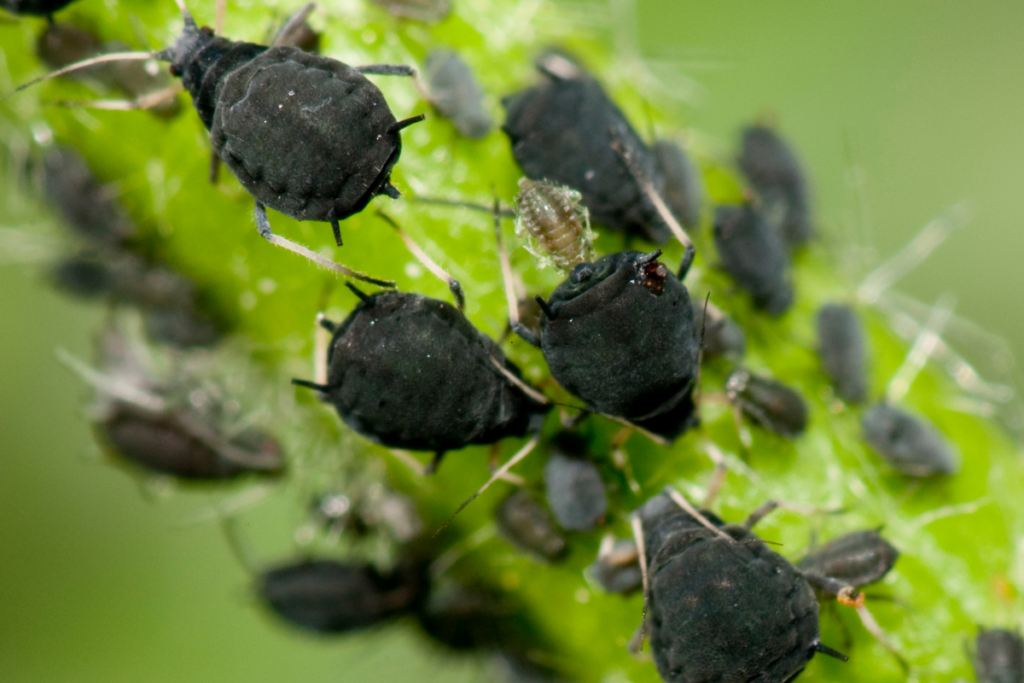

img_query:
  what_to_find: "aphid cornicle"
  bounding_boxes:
[817,302,869,404]
[738,124,812,248]
[495,490,567,562]
[543,432,607,532]
[514,249,700,441]
[726,367,808,438]
[861,402,958,476]
[714,203,794,315]
[636,491,847,683]
[973,627,1024,683]
[156,6,423,249]
[502,59,672,244]
[259,558,426,634]
[422,49,492,139]
[292,287,550,473]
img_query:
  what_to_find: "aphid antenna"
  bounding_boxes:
[610,121,695,277]
[376,210,464,310]
[413,196,516,218]
[663,486,733,542]
[629,513,650,651]
[433,433,542,537]
[54,347,167,413]
[489,357,549,405]
[856,201,974,305]
[6,52,158,100]
[50,83,184,112]
[885,294,956,405]
[253,202,395,287]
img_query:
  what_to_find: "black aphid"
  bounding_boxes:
[636,490,847,683]
[515,178,595,272]
[98,402,283,479]
[259,559,425,633]
[292,288,549,473]
[653,139,703,230]
[1,0,78,19]
[589,535,642,595]
[368,0,450,23]
[973,627,1024,683]
[714,204,793,315]
[697,303,746,361]
[42,145,135,247]
[817,302,869,403]
[726,368,808,438]
[514,249,700,441]
[422,49,492,139]
[502,59,672,244]
[543,432,607,532]
[797,529,899,590]
[738,124,812,248]
[495,490,567,562]
[861,402,958,476]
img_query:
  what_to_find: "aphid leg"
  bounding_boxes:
[610,425,641,493]
[744,499,844,529]
[701,440,729,508]
[489,358,549,405]
[356,64,417,77]
[664,486,733,542]
[485,442,526,485]
[856,201,973,305]
[253,201,395,287]
[886,294,955,404]
[629,513,650,652]
[494,197,542,347]
[328,206,343,246]
[435,434,542,534]
[853,602,910,671]
[7,51,155,98]
[377,211,465,311]
[214,0,226,34]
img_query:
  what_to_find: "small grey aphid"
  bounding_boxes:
[973,627,1024,683]
[816,302,869,403]
[423,49,492,139]
[495,490,567,562]
[726,368,808,438]
[738,124,812,248]
[653,139,704,230]
[368,0,450,23]
[259,559,425,633]
[797,529,899,590]
[861,402,958,476]
[714,204,793,316]
[543,433,607,532]
[515,178,595,272]
[589,535,642,595]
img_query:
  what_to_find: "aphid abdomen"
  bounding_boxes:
[515,179,593,271]
[714,204,793,315]
[797,530,899,588]
[208,47,401,223]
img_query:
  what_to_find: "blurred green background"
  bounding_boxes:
[2,1,1023,681]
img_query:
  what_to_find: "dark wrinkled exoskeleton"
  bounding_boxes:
[158,7,420,245]
[590,535,642,595]
[369,0,450,23]
[739,124,812,248]
[726,368,808,438]
[423,49,492,139]
[974,628,1024,683]
[97,402,283,480]
[817,303,869,403]
[638,492,844,683]
[292,289,549,471]
[259,559,425,633]
[797,529,898,589]
[714,204,793,315]
[516,250,699,441]
[1,0,78,18]
[42,146,135,247]
[495,490,567,561]
[502,61,672,244]
[653,139,703,230]
[543,433,607,532]
[861,402,958,476]
[697,304,746,361]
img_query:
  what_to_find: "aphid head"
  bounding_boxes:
[554,250,666,305]
[155,2,215,76]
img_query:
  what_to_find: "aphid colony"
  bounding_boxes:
[4,0,1009,681]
